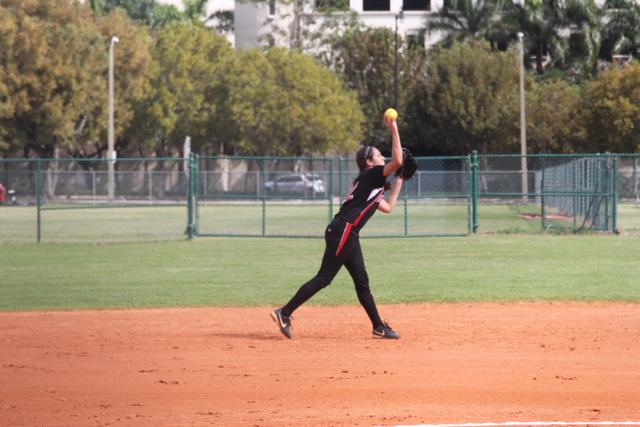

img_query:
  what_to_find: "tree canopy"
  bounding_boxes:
[580,62,640,153]
[410,41,520,154]
[0,0,106,157]
[225,48,364,155]
[2,0,640,158]
[127,21,234,155]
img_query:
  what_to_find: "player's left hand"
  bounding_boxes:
[395,148,417,181]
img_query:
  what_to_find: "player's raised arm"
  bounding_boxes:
[382,109,402,178]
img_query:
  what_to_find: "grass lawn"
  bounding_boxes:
[2,201,637,244]
[1,234,639,311]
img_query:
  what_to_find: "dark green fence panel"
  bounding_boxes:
[194,156,333,238]
[1,153,639,243]
[339,155,471,237]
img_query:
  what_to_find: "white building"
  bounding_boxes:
[235,0,444,49]
[105,0,625,51]
[158,0,442,50]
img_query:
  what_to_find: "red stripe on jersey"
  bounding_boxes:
[335,190,384,257]
[353,191,384,227]
[335,222,353,256]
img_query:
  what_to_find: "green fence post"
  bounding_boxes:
[194,153,200,236]
[603,155,609,230]
[403,197,408,237]
[338,157,344,202]
[328,159,333,222]
[571,161,579,232]
[186,152,195,240]
[612,156,618,232]
[541,155,546,230]
[466,155,472,233]
[261,158,266,237]
[471,151,479,233]
[36,159,42,243]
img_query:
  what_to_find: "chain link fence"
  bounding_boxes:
[476,154,639,234]
[339,156,471,237]
[195,156,333,237]
[1,153,639,243]
[0,157,189,243]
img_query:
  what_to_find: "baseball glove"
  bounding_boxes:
[395,148,418,180]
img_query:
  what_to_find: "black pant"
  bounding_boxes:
[281,220,383,328]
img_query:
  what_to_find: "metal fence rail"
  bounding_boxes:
[1,153,639,243]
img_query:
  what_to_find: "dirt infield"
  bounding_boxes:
[1,303,639,427]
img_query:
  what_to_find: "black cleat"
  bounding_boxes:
[373,321,400,339]
[271,308,293,339]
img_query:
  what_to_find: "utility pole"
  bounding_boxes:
[108,35,119,200]
[394,9,404,108]
[518,32,528,201]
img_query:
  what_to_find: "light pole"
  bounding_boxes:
[394,9,404,109]
[108,35,119,200]
[517,32,528,201]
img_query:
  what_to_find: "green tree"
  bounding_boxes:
[507,0,601,77]
[427,0,500,47]
[579,62,640,153]
[91,0,160,26]
[148,4,185,29]
[599,0,640,60]
[225,47,364,155]
[129,21,234,155]
[90,0,229,31]
[563,0,601,79]
[0,5,11,152]
[526,79,584,153]
[409,41,519,154]
[315,24,424,149]
[0,0,105,157]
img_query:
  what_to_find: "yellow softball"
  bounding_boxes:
[384,108,398,121]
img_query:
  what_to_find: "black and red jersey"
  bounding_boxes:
[333,165,386,233]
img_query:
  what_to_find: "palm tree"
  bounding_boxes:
[506,0,566,74]
[183,0,212,22]
[95,0,159,24]
[562,0,601,78]
[427,0,499,47]
[599,0,640,60]
[505,0,600,76]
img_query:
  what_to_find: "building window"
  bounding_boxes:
[403,0,429,11]
[269,0,276,15]
[316,0,349,11]
[363,0,390,11]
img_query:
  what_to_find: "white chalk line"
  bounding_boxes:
[382,422,640,427]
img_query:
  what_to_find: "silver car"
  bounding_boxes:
[265,173,326,196]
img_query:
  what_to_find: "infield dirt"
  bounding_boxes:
[1,302,639,426]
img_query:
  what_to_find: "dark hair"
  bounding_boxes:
[353,145,390,189]
[355,145,374,173]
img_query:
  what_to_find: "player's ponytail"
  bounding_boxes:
[356,146,373,174]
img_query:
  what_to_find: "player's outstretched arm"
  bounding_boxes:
[382,117,402,178]
[378,176,403,213]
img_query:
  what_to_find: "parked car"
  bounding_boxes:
[265,173,326,196]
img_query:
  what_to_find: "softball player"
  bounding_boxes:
[271,116,404,339]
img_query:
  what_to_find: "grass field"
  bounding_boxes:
[1,201,638,244]
[1,234,639,311]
